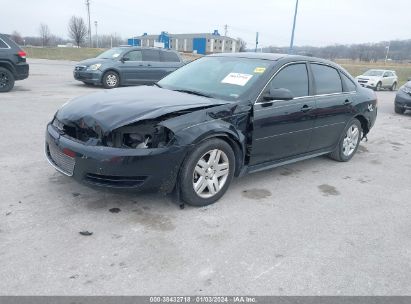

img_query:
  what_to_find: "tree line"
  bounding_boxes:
[262,40,411,62]
[9,16,126,48]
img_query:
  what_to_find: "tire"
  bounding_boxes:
[102,71,120,89]
[0,67,15,93]
[179,138,235,207]
[329,118,362,162]
[390,82,397,91]
[375,82,382,91]
[395,104,405,114]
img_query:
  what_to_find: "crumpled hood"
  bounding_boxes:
[56,86,228,133]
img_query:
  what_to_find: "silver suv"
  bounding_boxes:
[355,69,398,91]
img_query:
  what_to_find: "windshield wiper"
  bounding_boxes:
[153,83,162,88]
[173,89,213,98]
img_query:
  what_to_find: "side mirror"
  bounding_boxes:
[408,77,411,81]
[263,88,294,101]
[383,75,389,78]
[121,57,129,62]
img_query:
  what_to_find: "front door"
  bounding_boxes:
[250,63,316,165]
[118,50,144,85]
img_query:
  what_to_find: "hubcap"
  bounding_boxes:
[106,74,117,87]
[342,124,360,157]
[193,149,229,199]
[0,72,9,88]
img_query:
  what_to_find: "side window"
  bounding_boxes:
[383,72,389,77]
[124,50,142,61]
[311,64,342,95]
[161,51,180,62]
[142,49,160,62]
[0,38,9,48]
[269,63,309,98]
[341,73,357,92]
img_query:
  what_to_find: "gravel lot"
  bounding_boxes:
[1,59,411,295]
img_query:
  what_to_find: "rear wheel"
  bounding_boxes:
[179,138,235,206]
[102,71,119,89]
[0,67,15,93]
[390,82,397,91]
[329,119,362,162]
[395,105,405,114]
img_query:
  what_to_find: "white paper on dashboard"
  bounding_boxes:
[221,73,253,86]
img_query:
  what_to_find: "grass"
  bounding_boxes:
[24,48,411,86]
[24,47,106,61]
[337,60,411,87]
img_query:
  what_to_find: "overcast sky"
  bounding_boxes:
[0,0,409,47]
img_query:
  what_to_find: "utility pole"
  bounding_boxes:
[94,21,98,48]
[385,41,391,64]
[255,32,259,52]
[224,24,228,36]
[289,0,299,54]
[85,0,92,48]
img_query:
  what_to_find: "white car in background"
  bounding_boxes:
[356,69,398,91]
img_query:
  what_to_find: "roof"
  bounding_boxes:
[209,52,288,60]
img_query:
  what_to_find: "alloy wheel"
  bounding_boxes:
[0,72,9,88]
[106,74,118,87]
[192,149,230,198]
[342,124,360,157]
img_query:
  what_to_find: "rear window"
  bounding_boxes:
[142,49,160,62]
[341,73,357,92]
[0,38,9,48]
[312,64,342,95]
[161,51,180,62]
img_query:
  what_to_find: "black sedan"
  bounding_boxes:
[46,53,378,206]
[394,81,411,114]
[73,47,184,88]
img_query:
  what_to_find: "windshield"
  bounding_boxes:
[158,56,272,101]
[96,48,124,59]
[363,70,384,76]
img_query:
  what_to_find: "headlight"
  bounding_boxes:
[87,63,102,71]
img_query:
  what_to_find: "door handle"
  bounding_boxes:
[301,105,313,112]
[344,99,353,105]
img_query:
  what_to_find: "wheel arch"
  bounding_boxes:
[354,114,369,136]
[0,61,16,76]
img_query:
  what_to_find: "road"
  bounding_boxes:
[1,59,410,295]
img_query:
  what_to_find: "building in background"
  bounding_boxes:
[128,30,239,55]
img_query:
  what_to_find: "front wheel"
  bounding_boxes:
[375,82,382,91]
[390,82,397,91]
[395,105,405,114]
[0,67,15,93]
[329,119,362,162]
[102,71,120,89]
[179,138,235,206]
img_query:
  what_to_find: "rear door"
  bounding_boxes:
[141,49,163,83]
[160,50,182,78]
[308,63,354,151]
[250,62,316,165]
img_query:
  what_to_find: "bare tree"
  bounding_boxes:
[237,37,247,52]
[11,31,24,46]
[39,23,51,47]
[68,16,88,47]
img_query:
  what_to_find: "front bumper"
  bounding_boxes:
[45,123,188,193]
[395,91,411,110]
[73,69,102,84]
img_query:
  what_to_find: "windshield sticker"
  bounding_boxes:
[254,67,266,74]
[112,53,120,58]
[221,73,253,86]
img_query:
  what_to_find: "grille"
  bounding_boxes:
[47,142,76,176]
[84,173,147,188]
[74,65,86,71]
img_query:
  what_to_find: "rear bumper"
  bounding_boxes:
[73,70,102,84]
[45,123,188,193]
[15,63,29,80]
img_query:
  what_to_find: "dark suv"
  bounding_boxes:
[0,34,29,92]
[74,47,184,89]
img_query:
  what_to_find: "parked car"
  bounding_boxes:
[46,53,377,206]
[355,69,398,91]
[0,33,29,92]
[394,81,411,114]
[73,47,184,88]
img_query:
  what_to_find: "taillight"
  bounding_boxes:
[17,51,26,59]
